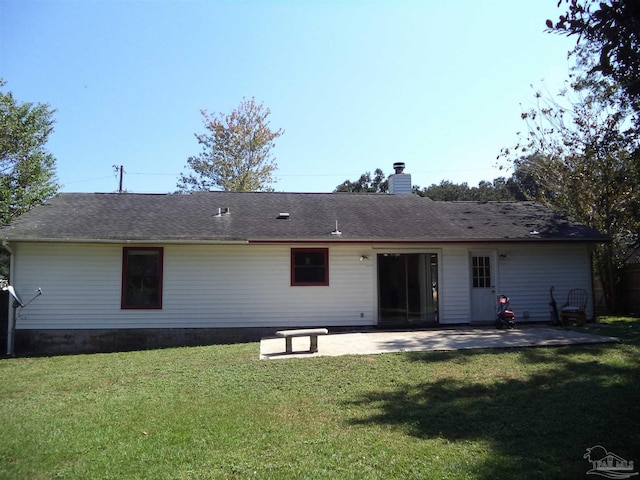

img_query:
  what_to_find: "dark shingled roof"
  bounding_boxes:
[0,192,608,243]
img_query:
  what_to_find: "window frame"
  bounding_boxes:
[121,246,164,309]
[290,248,329,286]
[472,255,491,289]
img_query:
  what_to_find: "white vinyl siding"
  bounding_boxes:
[496,243,593,321]
[9,241,594,330]
[439,246,471,324]
[10,242,375,329]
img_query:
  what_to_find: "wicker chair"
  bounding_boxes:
[560,289,588,326]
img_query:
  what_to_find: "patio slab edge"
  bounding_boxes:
[259,327,621,360]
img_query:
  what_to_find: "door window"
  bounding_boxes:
[472,256,492,288]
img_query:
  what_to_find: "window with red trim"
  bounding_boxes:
[122,247,163,309]
[291,248,329,286]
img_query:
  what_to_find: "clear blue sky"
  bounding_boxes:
[1,0,576,194]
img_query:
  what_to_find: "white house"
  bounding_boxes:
[0,168,607,355]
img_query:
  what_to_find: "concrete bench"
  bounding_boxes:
[275,328,329,354]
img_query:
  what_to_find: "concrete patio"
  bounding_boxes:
[260,325,620,359]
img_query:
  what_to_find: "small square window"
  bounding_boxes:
[122,247,163,309]
[291,248,329,286]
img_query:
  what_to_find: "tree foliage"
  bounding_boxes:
[334,168,522,201]
[547,0,640,122]
[334,168,388,193]
[418,178,522,201]
[0,79,59,228]
[178,98,283,192]
[500,76,640,311]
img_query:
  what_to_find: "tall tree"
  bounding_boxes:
[547,0,640,121]
[178,97,284,192]
[0,79,59,228]
[500,77,640,311]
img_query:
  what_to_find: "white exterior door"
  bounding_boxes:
[470,250,497,322]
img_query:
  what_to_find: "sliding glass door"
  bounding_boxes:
[377,253,438,326]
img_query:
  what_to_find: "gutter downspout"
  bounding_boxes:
[2,239,16,356]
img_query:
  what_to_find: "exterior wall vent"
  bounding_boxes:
[277,212,290,219]
[214,207,231,217]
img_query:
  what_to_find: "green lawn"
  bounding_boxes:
[1,317,638,480]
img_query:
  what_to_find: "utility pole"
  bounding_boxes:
[113,165,124,193]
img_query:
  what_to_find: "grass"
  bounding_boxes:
[0,317,639,479]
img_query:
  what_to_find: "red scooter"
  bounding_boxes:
[495,295,516,329]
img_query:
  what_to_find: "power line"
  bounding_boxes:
[128,172,181,176]
[63,175,115,185]
[60,165,507,189]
